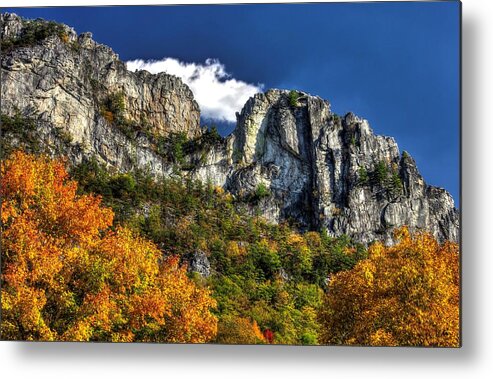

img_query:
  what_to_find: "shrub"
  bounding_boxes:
[215,316,266,344]
[373,160,389,186]
[155,132,189,164]
[245,182,271,204]
[54,127,73,145]
[358,166,369,186]
[1,112,41,155]
[367,160,403,198]
[100,91,145,139]
[288,90,300,107]
[108,173,137,198]
[389,170,403,196]
[1,19,67,52]
[101,91,126,124]
[170,132,188,164]
[249,240,282,280]
[70,41,81,52]
[255,183,270,199]
[202,125,222,145]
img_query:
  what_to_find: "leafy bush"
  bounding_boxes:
[99,91,146,140]
[288,90,300,107]
[202,125,223,145]
[366,160,403,199]
[372,160,389,187]
[215,316,266,344]
[358,166,369,186]
[254,183,270,200]
[242,182,271,204]
[1,19,67,52]
[54,126,73,145]
[170,132,188,164]
[389,170,403,196]
[1,112,40,155]
[109,173,137,198]
[155,132,189,164]
[101,91,126,124]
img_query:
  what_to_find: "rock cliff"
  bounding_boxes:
[223,90,459,244]
[1,13,459,244]
[1,13,200,175]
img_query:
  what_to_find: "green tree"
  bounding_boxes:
[288,90,299,107]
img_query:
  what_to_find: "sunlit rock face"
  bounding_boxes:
[1,13,459,244]
[220,89,458,244]
[1,13,200,176]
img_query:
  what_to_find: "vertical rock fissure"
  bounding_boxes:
[340,125,353,210]
[295,102,317,230]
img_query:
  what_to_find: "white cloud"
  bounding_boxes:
[126,58,263,123]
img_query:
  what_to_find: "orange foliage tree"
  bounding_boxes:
[1,151,217,342]
[215,315,267,344]
[318,227,459,347]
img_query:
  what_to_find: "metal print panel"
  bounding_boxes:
[0,1,461,346]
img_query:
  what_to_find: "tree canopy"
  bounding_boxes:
[318,227,459,347]
[1,151,217,342]
[1,151,459,346]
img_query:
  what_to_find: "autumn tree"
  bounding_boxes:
[1,151,217,342]
[318,227,459,347]
[215,315,267,344]
[69,154,367,345]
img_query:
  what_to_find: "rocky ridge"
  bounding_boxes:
[1,13,459,244]
[224,90,459,244]
[1,13,200,176]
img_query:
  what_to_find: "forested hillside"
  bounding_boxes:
[1,152,459,346]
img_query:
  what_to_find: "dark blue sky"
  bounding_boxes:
[5,2,460,203]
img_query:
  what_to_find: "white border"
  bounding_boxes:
[1,0,493,378]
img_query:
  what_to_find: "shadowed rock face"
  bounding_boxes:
[1,14,459,244]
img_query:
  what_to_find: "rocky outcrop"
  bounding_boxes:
[222,90,459,244]
[186,251,212,278]
[1,13,459,244]
[1,13,200,175]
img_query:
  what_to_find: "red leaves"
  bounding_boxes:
[263,329,274,344]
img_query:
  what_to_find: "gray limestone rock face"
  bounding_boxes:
[187,251,211,278]
[224,89,459,244]
[1,13,200,175]
[1,13,459,245]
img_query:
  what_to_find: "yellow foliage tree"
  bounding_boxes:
[318,227,459,347]
[215,315,267,344]
[1,151,217,342]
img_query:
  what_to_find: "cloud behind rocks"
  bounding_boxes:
[126,58,263,123]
